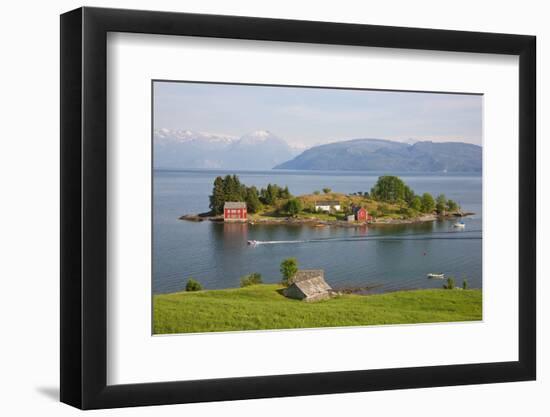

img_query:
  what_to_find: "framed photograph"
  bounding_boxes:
[60,7,536,409]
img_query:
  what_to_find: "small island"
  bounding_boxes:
[180,174,473,227]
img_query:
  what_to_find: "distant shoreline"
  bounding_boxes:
[155,167,483,177]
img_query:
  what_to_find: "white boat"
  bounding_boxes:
[247,240,258,246]
[427,273,445,279]
[453,221,466,229]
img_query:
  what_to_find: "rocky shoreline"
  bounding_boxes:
[179,211,474,227]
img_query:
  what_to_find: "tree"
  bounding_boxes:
[285,198,302,216]
[370,176,412,203]
[209,176,226,215]
[223,174,244,202]
[403,185,415,205]
[446,199,459,212]
[222,174,234,201]
[259,187,268,204]
[322,188,331,194]
[410,195,422,211]
[435,194,447,215]
[421,192,435,213]
[462,278,469,290]
[245,186,261,213]
[280,258,298,286]
[313,190,320,195]
[443,277,455,290]
[240,272,263,287]
[280,186,291,199]
[260,183,279,205]
[185,278,202,291]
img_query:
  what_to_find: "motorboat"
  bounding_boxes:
[452,221,466,229]
[427,273,445,279]
[247,240,258,246]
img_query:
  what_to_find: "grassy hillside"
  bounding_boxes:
[153,284,482,334]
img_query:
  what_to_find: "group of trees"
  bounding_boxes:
[370,176,459,215]
[209,175,259,215]
[259,183,291,205]
[370,175,415,204]
[209,175,292,215]
[442,277,469,290]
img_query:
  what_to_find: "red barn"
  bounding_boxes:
[223,202,247,222]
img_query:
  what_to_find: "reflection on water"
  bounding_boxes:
[153,170,482,294]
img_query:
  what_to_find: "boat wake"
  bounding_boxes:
[248,230,482,246]
[251,240,307,245]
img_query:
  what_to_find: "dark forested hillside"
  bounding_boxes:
[274,139,481,172]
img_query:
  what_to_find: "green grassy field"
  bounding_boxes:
[153,284,482,334]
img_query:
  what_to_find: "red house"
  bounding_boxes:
[224,202,247,222]
[353,206,372,222]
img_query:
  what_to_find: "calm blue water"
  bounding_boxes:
[153,169,482,294]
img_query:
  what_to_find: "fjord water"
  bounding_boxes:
[153,170,482,294]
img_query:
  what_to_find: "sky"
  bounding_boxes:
[153,81,483,148]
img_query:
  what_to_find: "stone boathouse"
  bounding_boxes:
[283,270,332,302]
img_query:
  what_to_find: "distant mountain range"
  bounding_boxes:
[154,130,481,173]
[153,129,298,170]
[274,138,482,173]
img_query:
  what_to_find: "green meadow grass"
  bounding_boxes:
[153,284,482,334]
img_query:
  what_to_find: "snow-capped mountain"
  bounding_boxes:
[154,128,237,145]
[400,138,419,145]
[236,130,281,145]
[153,129,297,170]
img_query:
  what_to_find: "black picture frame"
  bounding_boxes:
[60,6,536,410]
